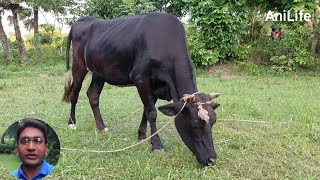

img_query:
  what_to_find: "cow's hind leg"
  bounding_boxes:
[87,74,108,131]
[68,65,88,129]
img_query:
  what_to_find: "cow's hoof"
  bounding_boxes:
[100,127,109,133]
[152,148,165,153]
[137,133,146,141]
[67,124,77,130]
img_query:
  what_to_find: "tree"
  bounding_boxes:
[82,0,187,20]
[1,0,28,64]
[84,0,157,19]
[0,11,13,60]
[185,0,248,61]
[11,5,27,64]
[150,0,187,17]
[31,0,71,34]
[311,0,320,56]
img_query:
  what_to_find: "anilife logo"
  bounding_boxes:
[265,10,312,22]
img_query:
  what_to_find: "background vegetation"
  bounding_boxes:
[0,0,320,72]
[0,61,319,179]
[0,0,319,179]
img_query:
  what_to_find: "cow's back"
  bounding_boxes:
[83,16,145,84]
[82,13,187,65]
[71,16,98,44]
[137,13,188,62]
[70,13,192,88]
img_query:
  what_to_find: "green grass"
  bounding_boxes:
[0,63,319,179]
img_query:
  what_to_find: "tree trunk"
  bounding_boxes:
[34,8,39,35]
[311,1,320,56]
[311,31,319,55]
[0,133,4,144]
[11,8,28,64]
[0,14,13,60]
[33,7,41,51]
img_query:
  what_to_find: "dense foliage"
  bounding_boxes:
[186,1,247,61]
[0,0,319,72]
[85,0,156,19]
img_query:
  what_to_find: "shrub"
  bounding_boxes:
[187,24,219,68]
[235,43,253,61]
[270,50,313,71]
[26,24,67,49]
[239,24,314,72]
[186,0,247,67]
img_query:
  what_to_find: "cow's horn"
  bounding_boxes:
[209,93,221,100]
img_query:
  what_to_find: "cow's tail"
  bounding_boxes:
[62,29,73,102]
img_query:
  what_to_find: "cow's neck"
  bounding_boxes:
[171,61,198,102]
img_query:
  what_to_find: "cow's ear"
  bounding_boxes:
[211,103,220,110]
[158,101,184,116]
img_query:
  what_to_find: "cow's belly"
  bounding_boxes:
[89,66,133,86]
[85,46,135,86]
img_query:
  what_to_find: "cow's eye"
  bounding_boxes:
[192,118,206,128]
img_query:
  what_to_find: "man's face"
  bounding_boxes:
[16,127,48,167]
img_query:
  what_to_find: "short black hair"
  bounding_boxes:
[16,118,48,145]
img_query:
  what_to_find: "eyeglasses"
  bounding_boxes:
[18,137,45,145]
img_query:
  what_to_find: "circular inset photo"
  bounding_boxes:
[0,118,60,179]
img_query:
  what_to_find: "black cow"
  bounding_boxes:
[63,12,220,166]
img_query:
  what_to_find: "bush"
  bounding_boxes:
[26,24,67,49]
[186,0,247,62]
[187,24,219,68]
[235,43,253,61]
[238,24,314,72]
[270,50,313,71]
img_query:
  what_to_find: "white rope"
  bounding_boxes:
[219,117,293,124]
[61,92,226,154]
[61,101,188,153]
[61,138,231,153]
[61,92,292,154]
[61,121,172,153]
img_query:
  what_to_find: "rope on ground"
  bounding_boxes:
[61,120,172,153]
[61,138,232,153]
[60,116,292,153]
[219,117,293,124]
[61,101,188,153]
[61,93,293,154]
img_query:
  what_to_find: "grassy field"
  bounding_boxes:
[0,62,319,179]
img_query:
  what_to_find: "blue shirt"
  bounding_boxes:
[11,160,55,180]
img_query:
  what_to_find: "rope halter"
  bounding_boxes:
[180,92,221,123]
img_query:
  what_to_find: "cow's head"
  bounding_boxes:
[158,92,220,166]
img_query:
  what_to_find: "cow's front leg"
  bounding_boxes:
[145,106,164,151]
[138,95,157,140]
[136,82,163,150]
[137,111,147,140]
[87,75,108,131]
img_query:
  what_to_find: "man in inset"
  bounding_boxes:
[11,119,55,180]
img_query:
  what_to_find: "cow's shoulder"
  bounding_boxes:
[76,16,98,23]
[144,12,180,23]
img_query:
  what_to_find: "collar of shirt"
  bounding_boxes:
[11,160,55,180]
